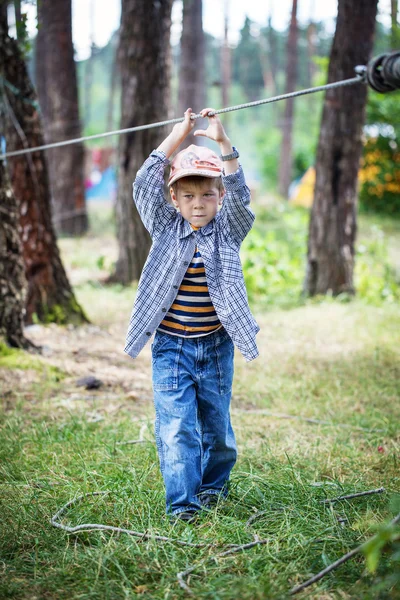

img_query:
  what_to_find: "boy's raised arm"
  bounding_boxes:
[134,109,196,238]
[194,108,254,244]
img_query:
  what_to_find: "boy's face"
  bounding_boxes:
[170,179,225,228]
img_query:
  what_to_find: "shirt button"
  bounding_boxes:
[146,332,151,336]
[183,261,189,266]
[173,285,178,289]
[162,308,167,313]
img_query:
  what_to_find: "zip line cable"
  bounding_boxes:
[1,51,399,162]
[0,72,367,161]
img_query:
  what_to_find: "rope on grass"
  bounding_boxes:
[50,485,394,594]
[50,491,205,547]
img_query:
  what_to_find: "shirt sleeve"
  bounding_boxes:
[133,149,176,238]
[219,164,255,245]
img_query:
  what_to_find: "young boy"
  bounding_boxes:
[124,107,259,521]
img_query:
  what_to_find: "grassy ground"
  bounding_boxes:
[1,203,399,599]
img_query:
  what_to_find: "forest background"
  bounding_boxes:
[1,1,400,598]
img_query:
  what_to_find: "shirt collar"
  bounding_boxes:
[178,218,214,238]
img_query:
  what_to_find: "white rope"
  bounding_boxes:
[0,72,366,161]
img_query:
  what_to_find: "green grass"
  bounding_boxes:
[1,207,399,599]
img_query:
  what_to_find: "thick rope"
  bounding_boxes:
[0,72,366,161]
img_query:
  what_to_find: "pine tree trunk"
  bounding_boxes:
[178,0,206,148]
[304,0,379,296]
[306,21,317,86]
[0,150,32,348]
[0,22,88,325]
[111,0,173,284]
[221,1,232,115]
[278,0,298,198]
[107,32,119,132]
[36,0,88,236]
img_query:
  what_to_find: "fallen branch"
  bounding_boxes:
[177,539,269,595]
[290,512,400,595]
[322,487,386,504]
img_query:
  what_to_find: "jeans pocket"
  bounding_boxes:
[153,368,178,391]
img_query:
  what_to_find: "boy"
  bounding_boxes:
[124,107,259,521]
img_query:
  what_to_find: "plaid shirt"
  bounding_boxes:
[124,149,260,361]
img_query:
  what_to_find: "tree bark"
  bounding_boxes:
[0,151,32,348]
[221,0,231,113]
[306,20,317,86]
[178,0,206,148]
[106,32,119,133]
[0,19,88,325]
[304,0,379,296]
[278,0,298,198]
[36,0,88,236]
[112,0,173,284]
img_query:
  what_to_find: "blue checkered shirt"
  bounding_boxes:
[124,149,260,361]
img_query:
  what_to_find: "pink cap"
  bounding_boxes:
[168,144,222,187]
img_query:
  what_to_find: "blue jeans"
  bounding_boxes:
[151,328,237,516]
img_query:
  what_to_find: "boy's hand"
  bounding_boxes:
[157,108,196,157]
[193,108,230,144]
[172,107,196,142]
[194,107,238,175]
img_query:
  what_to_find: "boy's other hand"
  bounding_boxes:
[172,108,196,141]
[194,108,230,145]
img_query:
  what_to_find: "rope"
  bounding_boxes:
[0,71,366,161]
[2,50,399,162]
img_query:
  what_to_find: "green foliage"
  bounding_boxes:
[241,205,308,308]
[356,225,400,304]
[362,495,400,592]
[359,91,400,217]
[241,204,400,310]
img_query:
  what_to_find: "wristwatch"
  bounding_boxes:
[220,147,240,161]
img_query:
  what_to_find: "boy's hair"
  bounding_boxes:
[171,175,224,195]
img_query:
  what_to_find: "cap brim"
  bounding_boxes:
[168,169,222,187]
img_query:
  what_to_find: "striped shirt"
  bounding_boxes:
[158,245,222,337]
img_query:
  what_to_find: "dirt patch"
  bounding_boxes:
[0,322,154,418]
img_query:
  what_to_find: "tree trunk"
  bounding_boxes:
[178,0,205,148]
[0,20,88,325]
[0,2,7,31]
[111,0,173,284]
[221,0,231,116]
[84,0,95,127]
[0,151,32,348]
[278,0,298,198]
[36,0,88,236]
[107,32,119,132]
[306,20,317,86]
[304,0,378,296]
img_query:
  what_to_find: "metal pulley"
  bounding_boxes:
[367,51,400,93]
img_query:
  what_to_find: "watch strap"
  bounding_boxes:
[220,146,240,162]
